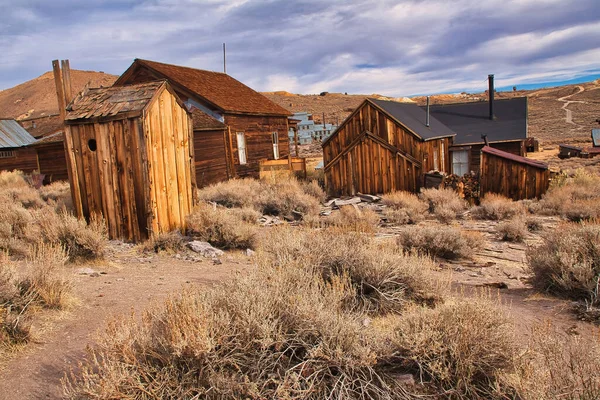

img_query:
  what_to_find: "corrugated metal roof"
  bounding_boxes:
[592,129,600,147]
[0,119,38,148]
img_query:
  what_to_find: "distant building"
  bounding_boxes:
[288,112,337,144]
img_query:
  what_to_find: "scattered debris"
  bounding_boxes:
[245,249,256,257]
[188,241,224,258]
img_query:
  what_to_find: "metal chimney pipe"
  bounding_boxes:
[426,96,430,127]
[488,74,494,120]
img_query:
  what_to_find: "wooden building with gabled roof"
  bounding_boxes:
[322,98,455,196]
[63,80,196,242]
[114,59,293,184]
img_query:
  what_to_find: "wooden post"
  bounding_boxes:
[52,60,66,122]
[61,60,74,105]
[294,127,299,157]
[226,126,237,178]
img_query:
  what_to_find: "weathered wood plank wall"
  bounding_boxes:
[0,148,38,174]
[480,151,549,200]
[225,115,290,178]
[193,128,229,187]
[36,142,69,182]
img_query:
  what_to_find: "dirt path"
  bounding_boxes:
[0,243,252,400]
[557,85,586,127]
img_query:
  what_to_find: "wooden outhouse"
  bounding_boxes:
[322,98,455,196]
[480,146,549,200]
[63,81,196,242]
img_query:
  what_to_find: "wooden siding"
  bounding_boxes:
[0,147,38,174]
[144,88,195,235]
[36,142,69,183]
[323,101,450,196]
[193,128,229,187]
[225,114,290,178]
[480,151,549,200]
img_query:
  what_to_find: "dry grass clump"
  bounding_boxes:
[420,187,467,223]
[64,266,396,399]
[473,193,525,220]
[39,180,73,211]
[197,178,262,208]
[511,323,600,399]
[396,225,483,259]
[1,245,72,347]
[538,169,600,221]
[378,296,517,398]
[260,227,445,314]
[0,171,105,260]
[302,179,326,202]
[382,191,427,224]
[186,203,257,249]
[311,205,379,233]
[197,177,321,218]
[528,221,600,307]
[141,231,186,254]
[496,217,528,242]
[39,211,107,261]
[258,179,321,217]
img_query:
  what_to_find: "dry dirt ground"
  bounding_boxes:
[0,243,252,400]
[1,212,598,399]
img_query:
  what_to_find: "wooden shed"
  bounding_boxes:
[480,146,549,200]
[322,98,455,196]
[0,119,39,174]
[63,81,196,242]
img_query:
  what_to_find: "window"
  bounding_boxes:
[0,150,15,159]
[236,132,247,165]
[452,150,469,176]
[272,131,279,160]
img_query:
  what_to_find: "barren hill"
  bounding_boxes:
[264,80,600,146]
[0,70,117,120]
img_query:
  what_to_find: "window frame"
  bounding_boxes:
[236,132,247,165]
[451,149,470,177]
[0,150,15,159]
[272,131,279,160]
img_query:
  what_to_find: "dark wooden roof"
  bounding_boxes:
[190,107,226,131]
[115,59,291,116]
[425,97,528,145]
[482,145,548,170]
[370,98,456,141]
[65,81,170,122]
[19,115,63,139]
[29,131,64,146]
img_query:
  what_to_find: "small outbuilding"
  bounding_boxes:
[0,119,39,174]
[63,81,196,242]
[480,145,549,200]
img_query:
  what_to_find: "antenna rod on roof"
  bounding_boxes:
[223,43,227,74]
[426,96,430,127]
[488,74,495,120]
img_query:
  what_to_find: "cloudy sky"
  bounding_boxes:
[1,0,600,96]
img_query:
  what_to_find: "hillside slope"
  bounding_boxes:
[0,70,117,120]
